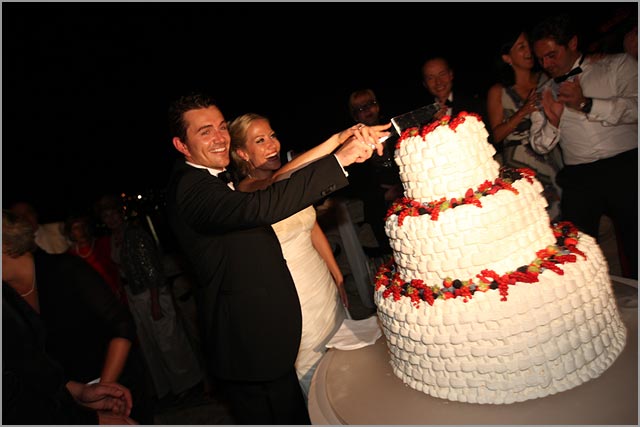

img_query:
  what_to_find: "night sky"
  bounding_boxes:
[2,2,634,221]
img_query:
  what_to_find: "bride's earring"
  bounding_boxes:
[239,153,255,178]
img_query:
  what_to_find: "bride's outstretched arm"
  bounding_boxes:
[272,123,391,182]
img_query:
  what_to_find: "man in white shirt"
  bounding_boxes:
[9,201,70,254]
[529,14,638,279]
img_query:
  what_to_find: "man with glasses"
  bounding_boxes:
[349,88,381,126]
[343,89,401,259]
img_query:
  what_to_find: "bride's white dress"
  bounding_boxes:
[272,205,346,397]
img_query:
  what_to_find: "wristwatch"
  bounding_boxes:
[579,97,593,114]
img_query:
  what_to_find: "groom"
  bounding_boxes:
[165,92,388,424]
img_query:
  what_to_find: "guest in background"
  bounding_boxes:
[229,112,348,398]
[65,214,128,306]
[345,89,401,257]
[165,92,388,424]
[349,88,382,128]
[2,209,137,425]
[9,201,70,254]
[421,56,486,122]
[530,14,638,279]
[486,28,563,220]
[95,194,204,402]
[348,88,402,204]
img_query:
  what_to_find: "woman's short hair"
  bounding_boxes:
[2,209,38,257]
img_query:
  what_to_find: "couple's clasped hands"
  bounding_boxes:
[335,122,392,167]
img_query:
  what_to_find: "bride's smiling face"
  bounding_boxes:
[240,119,282,173]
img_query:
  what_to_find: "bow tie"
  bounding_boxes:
[553,66,582,83]
[217,170,232,184]
[553,55,585,84]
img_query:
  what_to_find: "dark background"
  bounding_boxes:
[3,2,635,222]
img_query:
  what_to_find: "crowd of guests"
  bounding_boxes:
[4,197,204,424]
[3,11,636,425]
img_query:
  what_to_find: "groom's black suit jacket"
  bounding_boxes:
[166,155,349,382]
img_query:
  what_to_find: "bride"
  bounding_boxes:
[229,114,386,397]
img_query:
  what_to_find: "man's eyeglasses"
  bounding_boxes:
[353,100,378,113]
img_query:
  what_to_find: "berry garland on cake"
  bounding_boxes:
[378,112,587,308]
[394,111,482,150]
[375,221,585,307]
[385,167,536,224]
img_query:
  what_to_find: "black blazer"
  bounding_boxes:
[2,283,98,425]
[34,250,137,383]
[166,155,349,382]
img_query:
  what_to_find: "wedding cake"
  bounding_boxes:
[374,112,627,404]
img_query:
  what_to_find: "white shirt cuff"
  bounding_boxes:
[333,154,349,177]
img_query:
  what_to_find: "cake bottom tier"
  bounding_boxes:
[375,234,627,404]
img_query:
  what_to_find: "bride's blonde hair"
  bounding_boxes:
[228,113,269,179]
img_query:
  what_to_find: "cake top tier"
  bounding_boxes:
[394,112,500,203]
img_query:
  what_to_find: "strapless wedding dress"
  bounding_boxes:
[272,205,346,397]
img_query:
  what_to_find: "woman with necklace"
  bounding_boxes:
[3,233,40,309]
[2,209,138,424]
[65,215,128,307]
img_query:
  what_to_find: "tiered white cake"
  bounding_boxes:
[374,112,627,404]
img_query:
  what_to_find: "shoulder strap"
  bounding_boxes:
[504,85,523,107]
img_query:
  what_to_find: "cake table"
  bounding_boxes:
[308,278,637,425]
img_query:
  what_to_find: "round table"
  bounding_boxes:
[309,279,637,425]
